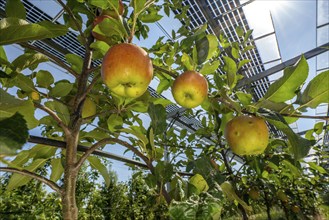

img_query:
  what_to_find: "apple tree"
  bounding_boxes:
[0,0,328,219]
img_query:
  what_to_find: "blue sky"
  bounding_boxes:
[2,0,328,182]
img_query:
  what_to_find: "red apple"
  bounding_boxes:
[101,43,153,98]
[171,71,208,108]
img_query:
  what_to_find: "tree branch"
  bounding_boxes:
[34,102,70,135]
[75,138,115,170]
[19,42,79,78]
[0,167,62,194]
[153,64,178,78]
[80,74,101,102]
[280,113,329,120]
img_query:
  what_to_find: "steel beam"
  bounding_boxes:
[237,42,329,88]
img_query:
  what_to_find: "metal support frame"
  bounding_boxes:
[237,42,329,88]
[29,135,193,176]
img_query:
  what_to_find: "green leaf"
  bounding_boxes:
[88,156,111,187]
[265,113,314,160]
[120,127,148,147]
[181,53,195,70]
[29,144,57,159]
[257,100,297,124]
[7,158,48,191]
[156,79,171,94]
[12,52,48,71]
[107,114,123,132]
[90,41,110,57]
[282,160,301,178]
[88,0,112,9]
[236,26,244,37]
[314,122,324,135]
[263,55,309,102]
[308,162,327,174]
[5,0,26,19]
[49,80,73,97]
[36,70,54,88]
[243,30,253,43]
[148,103,167,135]
[189,174,209,194]
[65,53,83,73]
[0,18,68,45]
[10,150,30,167]
[45,101,70,125]
[196,34,219,65]
[50,158,64,182]
[92,15,128,43]
[132,0,148,15]
[300,70,329,108]
[140,7,163,23]
[0,113,28,156]
[154,161,174,183]
[220,181,252,212]
[0,46,9,64]
[222,56,237,89]
[15,74,35,92]
[199,60,220,75]
[0,88,38,128]
[236,91,252,106]
[169,199,198,220]
[242,45,255,54]
[238,59,250,70]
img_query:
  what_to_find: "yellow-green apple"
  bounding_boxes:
[291,205,300,213]
[30,91,40,101]
[101,0,125,19]
[277,190,289,203]
[82,97,97,118]
[172,71,208,108]
[248,188,260,200]
[92,15,112,41]
[101,43,153,98]
[224,115,269,156]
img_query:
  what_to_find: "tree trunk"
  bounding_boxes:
[282,204,290,220]
[62,167,78,219]
[238,204,248,220]
[62,134,79,220]
[60,32,94,219]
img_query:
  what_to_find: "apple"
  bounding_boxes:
[291,205,300,213]
[171,71,208,108]
[277,190,289,203]
[102,0,125,19]
[30,91,40,101]
[82,97,97,118]
[101,43,153,98]
[248,188,260,200]
[92,15,112,42]
[224,115,269,156]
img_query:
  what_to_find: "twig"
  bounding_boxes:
[153,64,178,78]
[280,113,329,120]
[0,167,62,194]
[38,91,71,107]
[80,74,101,102]
[75,138,115,170]
[34,102,70,135]
[56,0,86,45]
[19,42,79,78]
[81,109,118,123]
[86,66,101,74]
